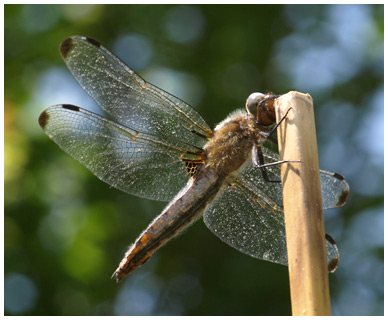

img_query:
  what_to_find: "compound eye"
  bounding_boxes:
[245,92,265,116]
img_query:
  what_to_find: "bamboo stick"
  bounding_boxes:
[275,92,331,316]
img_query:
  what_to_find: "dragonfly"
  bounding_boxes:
[39,36,350,282]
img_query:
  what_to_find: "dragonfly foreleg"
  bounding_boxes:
[259,107,293,140]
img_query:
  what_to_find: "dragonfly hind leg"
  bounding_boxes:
[252,144,300,183]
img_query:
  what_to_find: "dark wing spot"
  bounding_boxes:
[328,257,340,273]
[325,233,336,246]
[85,36,101,48]
[333,172,345,180]
[336,189,350,207]
[62,104,80,112]
[38,111,49,129]
[60,37,74,59]
[325,233,340,272]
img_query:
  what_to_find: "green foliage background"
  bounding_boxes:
[5,4,383,316]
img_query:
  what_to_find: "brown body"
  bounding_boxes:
[204,111,267,175]
[39,37,348,283]
[112,108,273,281]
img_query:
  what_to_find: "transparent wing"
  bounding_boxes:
[39,105,204,201]
[255,147,350,210]
[204,173,289,266]
[59,36,212,147]
[203,147,348,270]
[319,169,350,208]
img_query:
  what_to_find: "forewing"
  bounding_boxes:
[203,149,342,270]
[39,105,203,201]
[59,36,212,147]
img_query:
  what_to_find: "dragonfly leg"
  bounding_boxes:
[252,144,300,183]
[259,107,293,141]
[253,107,299,182]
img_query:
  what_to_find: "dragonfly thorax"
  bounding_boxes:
[203,111,256,176]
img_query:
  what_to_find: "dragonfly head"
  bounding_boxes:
[245,92,279,127]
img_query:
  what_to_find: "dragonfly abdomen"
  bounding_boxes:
[112,166,225,282]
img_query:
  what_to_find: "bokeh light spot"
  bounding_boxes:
[164,5,206,44]
[114,34,153,70]
[5,273,38,314]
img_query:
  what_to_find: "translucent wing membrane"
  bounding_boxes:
[60,36,212,147]
[40,36,349,272]
[256,148,350,210]
[319,170,350,208]
[204,174,289,266]
[39,105,204,201]
[203,148,347,270]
